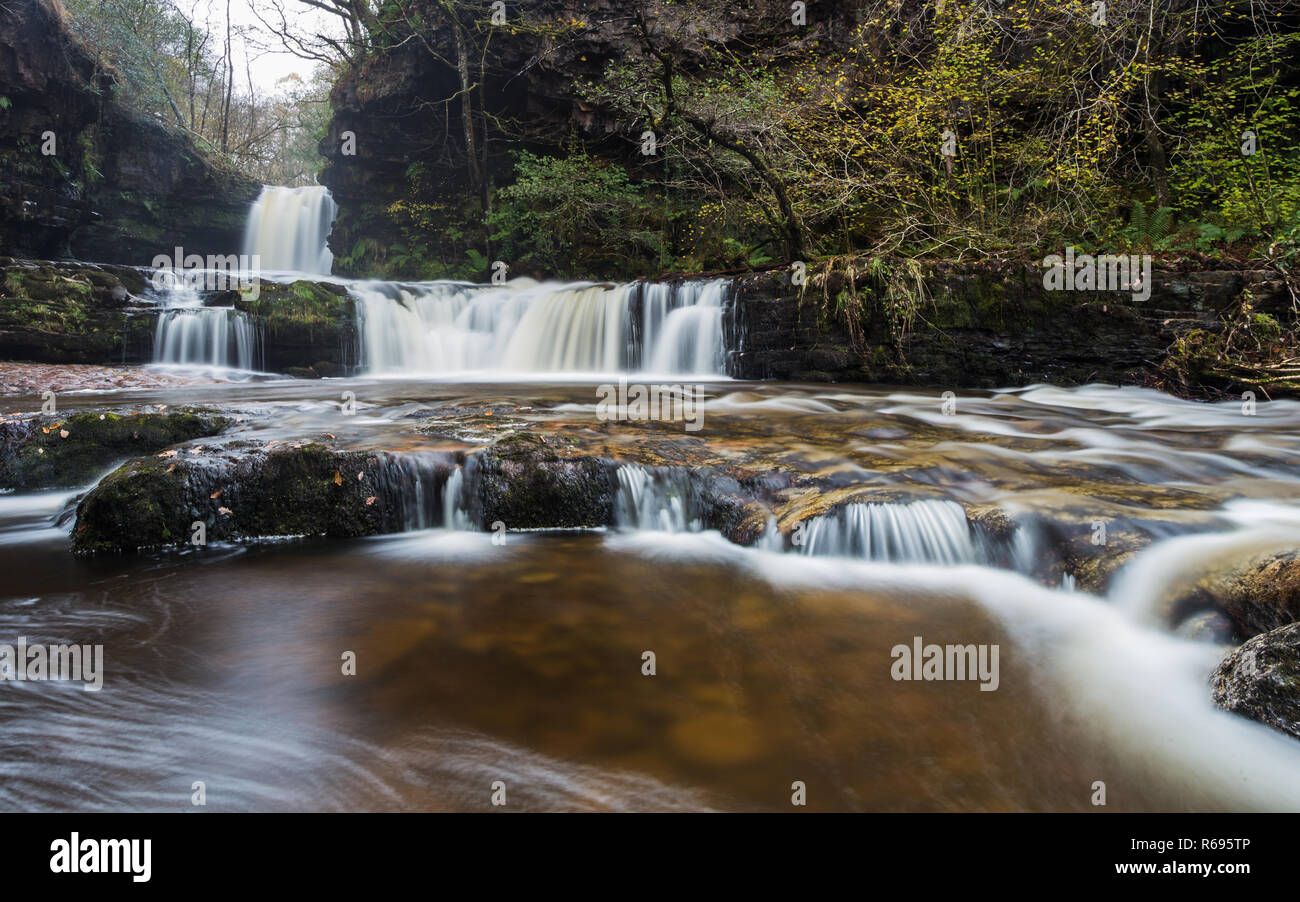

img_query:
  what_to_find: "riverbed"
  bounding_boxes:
[2,375,1299,811]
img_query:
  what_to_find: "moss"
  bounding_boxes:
[71,456,191,555]
[71,441,387,554]
[478,433,617,528]
[236,280,354,335]
[0,409,231,490]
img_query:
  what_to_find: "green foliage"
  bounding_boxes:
[1168,33,1300,235]
[488,150,664,277]
[1123,201,1176,251]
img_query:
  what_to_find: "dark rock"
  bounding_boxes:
[0,409,231,490]
[1204,551,1300,637]
[234,280,357,374]
[0,257,156,363]
[473,432,617,529]
[71,442,395,554]
[0,0,258,263]
[1212,622,1300,741]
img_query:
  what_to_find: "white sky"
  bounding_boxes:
[185,0,337,95]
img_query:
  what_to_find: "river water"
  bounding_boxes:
[3,378,1300,811]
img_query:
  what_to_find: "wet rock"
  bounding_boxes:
[1212,622,1300,741]
[71,442,398,554]
[0,0,258,261]
[234,280,356,374]
[0,258,156,363]
[473,432,617,529]
[1205,551,1300,637]
[1176,610,1236,643]
[0,409,230,490]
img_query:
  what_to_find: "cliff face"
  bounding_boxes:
[319,0,855,277]
[0,0,259,264]
[727,265,1292,392]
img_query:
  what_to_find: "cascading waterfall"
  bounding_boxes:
[353,278,731,376]
[151,275,260,371]
[615,466,699,533]
[242,185,337,274]
[795,500,980,565]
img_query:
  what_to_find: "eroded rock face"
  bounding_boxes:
[0,257,155,363]
[0,408,230,490]
[1206,551,1300,637]
[0,0,258,263]
[233,280,357,375]
[1212,622,1300,741]
[71,442,399,554]
[728,265,1290,391]
[472,432,618,529]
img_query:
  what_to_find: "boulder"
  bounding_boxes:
[1212,622,1300,741]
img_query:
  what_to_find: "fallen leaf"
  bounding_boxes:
[157,449,178,458]
[217,506,232,516]
[365,496,376,505]
[37,447,44,455]
[333,470,343,486]
[324,432,335,439]
[59,429,69,439]
[357,471,364,481]
[41,426,49,434]
[210,489,223,499]
[167,463,176,473]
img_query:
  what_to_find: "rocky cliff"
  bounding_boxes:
[727,264,1293,392]
[318,0,852,278]
[0,0,259,264]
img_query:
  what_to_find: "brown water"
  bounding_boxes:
[3,377,1300,811]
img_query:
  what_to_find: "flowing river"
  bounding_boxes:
[3,186,1298,811]
[3,376,1300,811]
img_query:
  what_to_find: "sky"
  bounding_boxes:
[186,0,337,94]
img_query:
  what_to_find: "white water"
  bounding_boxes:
[354,278,730,376]
[151,274,259,370]
[797,499,979,564]
[242,185,337,274]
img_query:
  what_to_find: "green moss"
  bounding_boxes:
[0,409,231,490]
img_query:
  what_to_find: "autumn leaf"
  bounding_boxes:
[157,449,178,458]
[217,506,233,516]
[210,489,223,499]
[59,429,69,438]
[365,496,376,505]
[333,470,343,486]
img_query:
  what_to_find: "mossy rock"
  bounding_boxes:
[1212,622,1300,741]
[475,433,617,529]
[71,442,389,554]
[235,279,354,334]
[0,409,231,490]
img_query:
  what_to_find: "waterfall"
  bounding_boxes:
[615,466,699,533]
[796,500,980,565]
[242,185,337,274]
[151,274,260,370]
[353,278,731,376]
[644,280,725,374]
